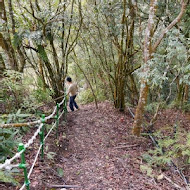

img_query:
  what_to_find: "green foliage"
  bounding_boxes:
[31,88,52,104]
[142,126,190,169]
[78,89,94,104]
[37,45,49,62]
[78,88,106,104]
[21,96,37,113]
[168,101,190,112]
[0,110,29,162]
[0,109,34,186]
[0,170,20,186]
[0,128,19,162]
[46,152,56,160]
[0,118,21,185]
[5,109,31,124]
[31,77,53,104]
[1,70,26,112]
[136,29,189,88]
[57,167,64,177]
[1,70,53,114]
[13,33,23,48]
[181,102,190,112]
[145,102,166,113]
[135,28,189,105]
[97,89,107,102]
[140,164,153,177]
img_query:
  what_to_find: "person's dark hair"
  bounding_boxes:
[66,77,72,82]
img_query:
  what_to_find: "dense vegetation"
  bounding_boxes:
[0,0,189,188]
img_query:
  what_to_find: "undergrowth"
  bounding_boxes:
[141,124,190,177]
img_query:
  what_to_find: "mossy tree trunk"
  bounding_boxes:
[114,0,136,111]
[0,0,19,71]
[0,53,5,78]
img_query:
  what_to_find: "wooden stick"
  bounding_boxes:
[114,144,139,149]
[0,120,40,128]
[47,184,81,188]
[163,175,184,190]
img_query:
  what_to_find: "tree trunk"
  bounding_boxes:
[133,82,149,136]
[115,53,125,111]
[183,85,189,102]
[114,0,136,111]
[0,53,5,78]
[37,45,60,97]
[129,73,139,105]
[0,33,18,71]
[8,0,27,72]
[0,0,18,71]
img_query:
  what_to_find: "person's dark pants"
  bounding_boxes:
[69,95,78,111]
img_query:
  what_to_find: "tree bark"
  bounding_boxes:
[183,85,189,102]
[0,53,5,78]
[0,0,19,71]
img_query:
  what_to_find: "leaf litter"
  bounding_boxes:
[1,102,190,190]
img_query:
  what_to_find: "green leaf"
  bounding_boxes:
[140,164,153,177]
[16,109,21,116]
[17,114,31,118]
[46,152,56,160]
[0,171,20,186]
[13,33,22,48]
[142,154,152,163]
[57,167,64,177]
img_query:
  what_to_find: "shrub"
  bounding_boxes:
[31,77,53,104]
[145,101,166,113]
[142,125,190,170]
[78,88,94,104]
[0,109,33,185]
[1,70,25,113]
[78,88,107,104]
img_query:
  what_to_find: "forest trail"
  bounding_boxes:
[57,102,173,190]
[2,102,188,190]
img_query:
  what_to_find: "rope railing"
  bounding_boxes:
[0,94,66,128]
[0,123,43,170]
[0,96,67,190]
[19,109,66,190]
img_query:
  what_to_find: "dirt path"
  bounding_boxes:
[60,102,174,190]
[2,102,187,190]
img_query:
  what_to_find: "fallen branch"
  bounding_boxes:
[114,144,139,149]
[0,120,40,128]
[127,107,135,118]
[170,161,190,190]
[47,184,81,188]
[163,174,184,190]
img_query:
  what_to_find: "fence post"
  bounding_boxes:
[39,114,45,161]
[56,103,59,138]
[18,143,30,190]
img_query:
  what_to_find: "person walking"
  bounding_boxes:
[66,77,79,112]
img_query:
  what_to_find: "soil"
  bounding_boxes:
[1,101,190,190]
